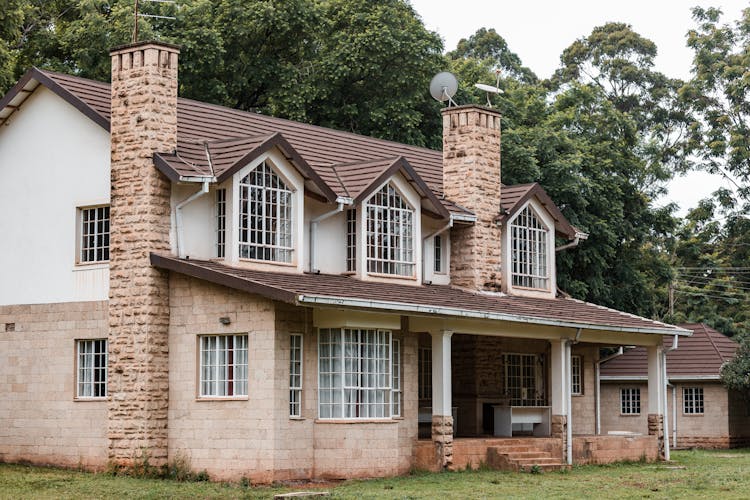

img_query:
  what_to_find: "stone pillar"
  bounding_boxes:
[431,330,454,468]
[442,105,503,291]
[551,414,567,461]
[107,41,180,466]
[647,345,665,459]
[550,339,571,463]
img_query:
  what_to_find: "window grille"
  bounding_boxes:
[503,353,546,406]
[683,387,704,414]
[318,328,394,419]
[571,355,582,395]
[366,184,414,276]
[199,335,248,397]
[80,206,110,263]
[620,388,641,415]
[434,235,443,273]
[289,334,303,417]
[392,339,401,417]
[77,339,107,398]
[346,208,357,272]
[216,188,226,258]
[510,205,549,289]
[239,161,293,263]
[418,347,432,400]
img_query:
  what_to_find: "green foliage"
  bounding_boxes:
[720,332,750,396]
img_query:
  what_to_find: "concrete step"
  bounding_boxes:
[513,457,561,465]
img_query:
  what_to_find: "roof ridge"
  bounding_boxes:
[701,323,731,362]
[328,164,351,198]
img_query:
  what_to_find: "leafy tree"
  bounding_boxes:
[684,6,750,202]
[448,27,536,83]
[720,332,750,398]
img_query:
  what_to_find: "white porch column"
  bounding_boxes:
[647,345,666,459]
[550,339,570,464]
[431,330,453,468]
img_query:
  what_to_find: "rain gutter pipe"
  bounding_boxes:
[175,180,210,258]
[309,197,352,273]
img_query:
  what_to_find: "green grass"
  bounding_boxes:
[2,449,750,499]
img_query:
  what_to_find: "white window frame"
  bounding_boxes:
[216,188,227,258]
[290,333,303,417]
[365,184,415,277]
[78,205,110,264]
[620,387,641,415]
[76,339,108,399]
[571,355,582,396]
[198,334,249,398]
[509,205,550,290]
[418,346,432,400]
[434,235,444,273]
[683,386,704,415]
[238,161,293,263]
[346,208,357,272]
[391,339,401,417]
[318,328,397,419]
[503,353,546,406]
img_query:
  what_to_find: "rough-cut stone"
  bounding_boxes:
[442,105,503,292]
[107,42,179,466]
[432,415,454,468]
[648,413,665,459]
[551,414,567,463]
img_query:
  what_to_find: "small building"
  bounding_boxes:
[600,323,750,449]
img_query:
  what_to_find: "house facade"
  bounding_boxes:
[600,323,750,449]
[0,41,690,482]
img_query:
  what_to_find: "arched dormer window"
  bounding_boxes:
[510,205,549,289]
[366,184,414,277]
[238,161,293,263]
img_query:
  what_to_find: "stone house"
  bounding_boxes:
[0,41,691,482]
[600,323,750,449]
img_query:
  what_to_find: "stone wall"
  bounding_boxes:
[571,345,597,435]
[168,274,418,482]
[573,435,658,464]
[107,42,179,465]
[600,383,649,434]
[442,106,503,292]
[0,301,108,469]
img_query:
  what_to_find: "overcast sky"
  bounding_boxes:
[409,0,747,215]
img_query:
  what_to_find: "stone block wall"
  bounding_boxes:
[570,344,597,435]
[573,435,658,464]
[600,383,649,434]
[108,42,179,465]
[442,106,503,292]
[0,301,108,469]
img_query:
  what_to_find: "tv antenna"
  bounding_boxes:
[429,72,458,107]
[132,0,177,43]
[474,69,503,107]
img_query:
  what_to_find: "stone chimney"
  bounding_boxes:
[442,105,503,291]
[108,41,179,467]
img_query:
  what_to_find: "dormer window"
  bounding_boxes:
[510,205,549,289]
[239,161,293,263]
[366,184,415,277]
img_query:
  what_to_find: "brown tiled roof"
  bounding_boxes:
[151,253,688,336]
[600,323,738,379]
[499,183,578,239]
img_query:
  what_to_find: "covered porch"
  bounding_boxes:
[411,315,677,470]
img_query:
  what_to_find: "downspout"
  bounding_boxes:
[595,347,625,435]
[555,231,588,252]
[663,334,679,461]
[175,180,210,258]
[566,328,582,465]
[309,197,351,273]
[422,218,453,284]
[672,385,677,450]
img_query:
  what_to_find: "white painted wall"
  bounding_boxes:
[0,88,110,306]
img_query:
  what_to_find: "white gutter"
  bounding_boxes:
[556,231,589,252]
[449,213,477,223]
[295,294,693,336]
[595,347,625,435]
[663,334,678,461]
[422,218,453,284]
[309,197,352,273]
[672,385,677,450]
[175,180,210,258]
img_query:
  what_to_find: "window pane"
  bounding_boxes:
[510,205,549,289]
[366,184,414,277]
[77,339,107,398]
[80,206,110,263]
[199,335,248,397]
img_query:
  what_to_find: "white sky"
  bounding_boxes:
[409,0,747,215]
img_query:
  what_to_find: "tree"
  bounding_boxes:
[684,6,750,203]
[720,332,750,398]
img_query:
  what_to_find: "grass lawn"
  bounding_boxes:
[2,449,750,499]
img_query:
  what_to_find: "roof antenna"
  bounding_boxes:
[474,69,503,107]
[429,72,459,107]
[132,0,177,43]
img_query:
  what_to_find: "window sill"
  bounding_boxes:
[619,413,641,417]
[73,262,109,271]
[367,272,417,281]
[289,416,306,421]
[196,396,249,402]
[682,413,705,417]
[74,397,108,402]
[238,257,296,267]
[314,418,400,424]
[572,393,584,397]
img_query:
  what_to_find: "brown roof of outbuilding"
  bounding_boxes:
[600,323,738,379]
[151,253,688,336]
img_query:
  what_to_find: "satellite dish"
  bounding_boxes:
[475,69,504,107]
[430,72,458,106]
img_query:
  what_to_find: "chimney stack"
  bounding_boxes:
[107,41,179,467]
[442,105,503,291]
